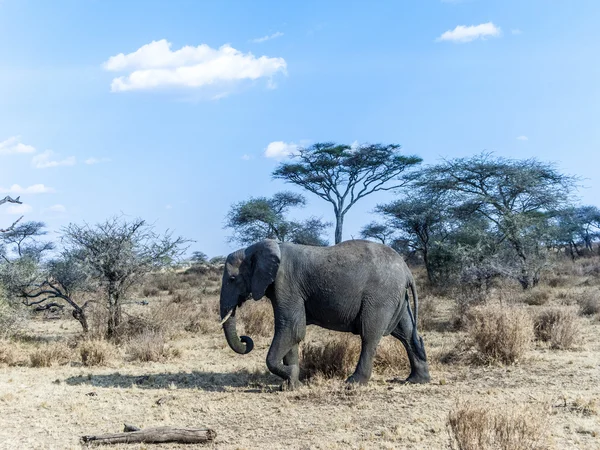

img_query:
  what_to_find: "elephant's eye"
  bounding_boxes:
[229,275,236,282]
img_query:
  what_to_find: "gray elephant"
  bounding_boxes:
[219,239,430,389]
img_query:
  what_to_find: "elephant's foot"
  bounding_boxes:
[280,378,301,391]
[405,372,431,384]
[345,374,370,385]
[389,372,431,384]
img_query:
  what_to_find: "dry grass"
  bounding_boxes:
[520,287,552,306]
[447,400,549,450]
[301,337,360,379]
[534,307,580,350]
[373,338,410,374]
[300,336,410,380]
[576,290,600,316]
[0,340,18,366]
[79,339,117,366]
[239,299,274,338]
[418,294,438,331]
[467,304,534,364]
[29,342,73,368]
[125,330,179,362]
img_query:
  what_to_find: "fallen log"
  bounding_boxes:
[81,424,216,445]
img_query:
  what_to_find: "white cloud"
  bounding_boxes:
[47,204,66,213]
[0,136,36,155]
[517,135,529,141]
[0,184,55,195]
[85,157,111,165]
[251,32,284,43]
[437,22,501,43]
[264,141,300,159]
[103,39,287,92]
[6,204,32,215]
[241,154,253,160]
[32,150,76,169]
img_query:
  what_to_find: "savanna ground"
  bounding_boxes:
[1,259,599,450]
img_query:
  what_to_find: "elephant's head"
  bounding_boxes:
[220,239,281,355]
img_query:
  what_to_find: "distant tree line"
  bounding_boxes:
[226,143,597,291]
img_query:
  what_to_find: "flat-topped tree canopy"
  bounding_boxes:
[272,142,422,244]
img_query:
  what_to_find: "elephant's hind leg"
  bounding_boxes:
[391,307,431,384]
[346,334,382,385]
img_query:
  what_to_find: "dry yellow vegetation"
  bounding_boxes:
[0,260,599,449]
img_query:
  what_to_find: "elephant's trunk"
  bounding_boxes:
[221,309,254,355]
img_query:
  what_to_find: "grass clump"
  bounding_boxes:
[577,290,600,316]
[301,337,360,379]
[126,330,178,362]
[239,300,274,338]
[29,343,73,368]
[467,304,534,364]
[448,400,548,450]
[79,339,116,366]
[534,307,579,349]
[520,288,551,306]
[301,336,410,379]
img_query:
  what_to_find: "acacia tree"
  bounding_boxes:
[0,196,23,233]
[374,193,452,282]
[0,220,95,332]
[415,153,577,289]
[226,191,330,246]
[359,222,397,245]
[550,206,600,257]
[3,252,94,332]
[273,142,422,244]
[62,217,189,338]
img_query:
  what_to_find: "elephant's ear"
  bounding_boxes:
[248,240,281,300]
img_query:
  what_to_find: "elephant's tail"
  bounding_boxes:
[407,276,427,361]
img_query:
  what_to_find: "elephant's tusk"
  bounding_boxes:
[219,309,234,326]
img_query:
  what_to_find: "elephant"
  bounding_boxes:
[219,238,430,389]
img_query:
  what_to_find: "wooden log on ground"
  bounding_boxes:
[81,425,216,445]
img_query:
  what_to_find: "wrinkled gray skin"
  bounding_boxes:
[220,239,430,389]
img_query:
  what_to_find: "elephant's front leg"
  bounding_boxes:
[266,329,301,390]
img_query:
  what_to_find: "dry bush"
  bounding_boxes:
[301,337,360,379]
[152,272,179,293]
[142,286,160,298]
[239,300,274,337]
[0,340,18,366]
[447,400,548,450]
[79,339,117,366]
[534,307,580,349]
[373,338,409,374]
[576,290,600,316]
[184,297,220,334]
[126,330,178,362]
[29,342,73,367]
[467,304,534,364]
[171,289,197,304]
[418,295,438,331]
[0,297,28,339]
[301,336,410,379]
[547,276,569,288]
[519,288,551,306]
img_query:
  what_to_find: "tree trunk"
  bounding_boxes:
[334,213,344,244]
[72,308,89,333]
[81,425,216,445]
[106,286,122,339]
[422,248,433,283]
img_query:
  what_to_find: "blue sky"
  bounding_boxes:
[1,0,599,257]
